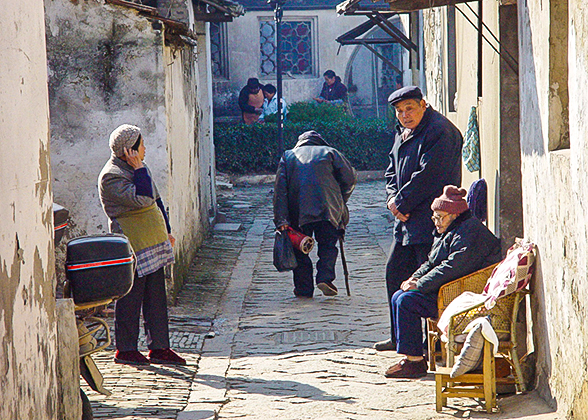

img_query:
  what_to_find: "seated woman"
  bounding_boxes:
[313,70,348,105]
[384,185,501,379]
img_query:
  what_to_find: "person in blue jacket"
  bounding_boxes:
[384,186,501,378]
[374,86,463,352]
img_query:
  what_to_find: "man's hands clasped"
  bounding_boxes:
[387,200,410,222]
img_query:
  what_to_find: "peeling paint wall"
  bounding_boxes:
[46,0,168,237]
[45,0,216,291]
[519,0,588,415]
[162,24,212,290]
[0,1,60,418]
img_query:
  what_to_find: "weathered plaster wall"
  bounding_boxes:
[0,1,60,418]
[421,3,522,251]
[163,27,211,289]
[46,0,215,291]
[46,0,168,237]
[518,0,588,415]
[215,10,365,116]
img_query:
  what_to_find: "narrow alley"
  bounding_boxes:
[85,181,558,420]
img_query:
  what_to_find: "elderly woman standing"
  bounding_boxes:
[384,185,501,379]
[98,124,185,366]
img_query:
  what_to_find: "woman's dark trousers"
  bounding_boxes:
[292,221,340,297]
[115,267,170,351]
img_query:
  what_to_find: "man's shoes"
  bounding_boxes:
[114,350,150,365]
[374,338,396,351]
[148,348,187,365]
[317,282,338,296]
[385,358,428,379]
[294,289,313,298]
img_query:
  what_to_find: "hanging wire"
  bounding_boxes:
[463,2,519,68]
[455,4,518,75]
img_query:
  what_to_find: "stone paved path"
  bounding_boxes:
[85,181,560,420]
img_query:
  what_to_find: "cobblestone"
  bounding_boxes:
[84,181,560,420]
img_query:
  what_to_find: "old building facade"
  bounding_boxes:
[213,0,413,118]
[45,0,237,292]
[349,0,588,416]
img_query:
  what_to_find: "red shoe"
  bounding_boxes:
[114,350,150,365]
[148,348,186,365]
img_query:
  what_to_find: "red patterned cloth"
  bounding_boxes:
[483,239,536,309]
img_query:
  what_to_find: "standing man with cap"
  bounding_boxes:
[384,186,501,378]
[98,124,186,366]
[238,77,265,125]
[374,86,463,352]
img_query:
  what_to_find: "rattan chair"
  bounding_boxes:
[427,263,498,371]
[427,261,531,393]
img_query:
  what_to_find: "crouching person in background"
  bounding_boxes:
[384,186,501,379]
[273,130,356,298]
[98,124,185,366]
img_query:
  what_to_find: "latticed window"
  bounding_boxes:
[259,20,313,77]
[378,43,402,90]
[210,22,228,79]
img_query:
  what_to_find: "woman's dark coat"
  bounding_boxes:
[413,210,502,296]
[385,106,463,246]
[319,76,348,102]
[273,132,356,230]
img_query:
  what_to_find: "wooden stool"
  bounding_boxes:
[435,340,496,413]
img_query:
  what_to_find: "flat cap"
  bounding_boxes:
[388,86,423,105]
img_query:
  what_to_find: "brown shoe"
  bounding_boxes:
[317,282,338,296]
[385,358,428,379]
[374,339,396,351]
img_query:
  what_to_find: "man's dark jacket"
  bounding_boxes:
[413,210,502,296]
[319,76,348,102]
[385,106,463,246]
[273,132,356,229]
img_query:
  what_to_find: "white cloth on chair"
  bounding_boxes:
[437,291,487,336]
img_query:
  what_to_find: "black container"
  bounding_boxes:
[53,203,69,246]
[66,234,135,305]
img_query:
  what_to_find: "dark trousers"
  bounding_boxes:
[391,289,438,356]
[115,267,170,352]
[292,221,340,297]
[385,238,431,341]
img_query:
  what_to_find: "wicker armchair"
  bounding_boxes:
[427,261,530,393]
[427,264,497,371]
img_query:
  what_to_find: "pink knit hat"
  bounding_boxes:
[431,185,469,215]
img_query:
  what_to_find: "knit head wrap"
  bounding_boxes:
[431,185,469,215]
[109,124,141,158]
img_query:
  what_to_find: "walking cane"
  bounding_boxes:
[339,237,351,296]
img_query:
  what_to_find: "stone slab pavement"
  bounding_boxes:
[84,181,561,420]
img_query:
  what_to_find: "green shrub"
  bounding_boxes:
[286,102,350,123]
[215,103,394,174]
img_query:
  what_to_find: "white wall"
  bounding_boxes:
[518,0,588,415]
[0,1,60,418]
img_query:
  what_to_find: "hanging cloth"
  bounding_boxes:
[462,106,481,172]
[467,178,488,222]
